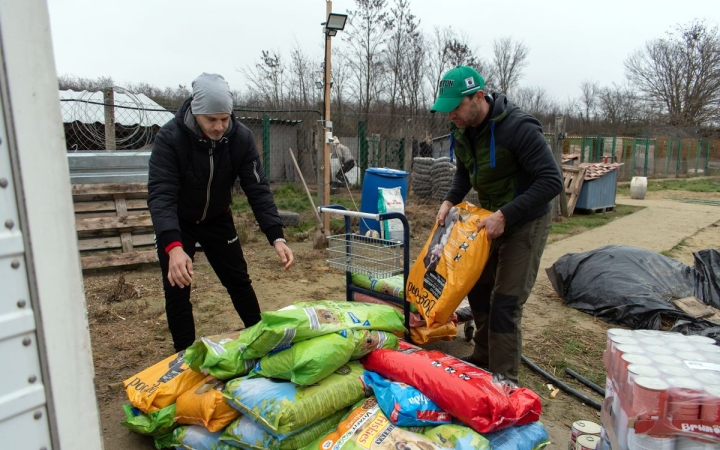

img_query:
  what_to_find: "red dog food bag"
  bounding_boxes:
[361,343,542,434]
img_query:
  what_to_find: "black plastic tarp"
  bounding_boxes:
[546,245,720,332]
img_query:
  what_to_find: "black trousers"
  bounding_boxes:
[335,159,356,182]
[156,211,261,351]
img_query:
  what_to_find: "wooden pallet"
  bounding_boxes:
[72,182,157,270]
[561,165,586,217]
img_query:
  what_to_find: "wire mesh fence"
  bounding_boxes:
[59,89,719,209]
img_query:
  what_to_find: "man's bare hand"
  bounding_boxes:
[167,246,193,288]
[274,241,294,271]
[478,210,506,239]
[436,200,454,226]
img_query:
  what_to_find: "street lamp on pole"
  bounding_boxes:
[319,2,347,237]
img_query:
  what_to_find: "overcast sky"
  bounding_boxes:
[47,0,718,103]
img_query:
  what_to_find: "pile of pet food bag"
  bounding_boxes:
[120,202,550,450]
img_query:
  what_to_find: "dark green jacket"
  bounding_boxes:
[444,93,562,228]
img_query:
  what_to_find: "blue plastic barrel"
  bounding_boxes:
[359,168,408,235]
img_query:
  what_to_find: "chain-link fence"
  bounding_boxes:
[59,89,719,209]
[562,136,719,181]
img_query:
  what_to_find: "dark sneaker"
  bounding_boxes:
[460,355,488,370]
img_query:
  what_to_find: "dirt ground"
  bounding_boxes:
[84,188,720,450]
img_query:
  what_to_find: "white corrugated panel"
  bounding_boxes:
[59,89,175,126]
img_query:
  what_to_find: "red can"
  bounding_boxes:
[631,376,668,419]
[700,385,720,422]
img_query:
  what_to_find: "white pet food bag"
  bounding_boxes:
[377,186,405,242]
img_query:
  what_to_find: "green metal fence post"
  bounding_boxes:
[358,121,367,182]
[630,137,637,176]
[611,136,617,160]
[695,140,701,177]
[580,136,586,163]
[665,139,672,175]
[398,138,405,171]
[262,114,270,179]
[644,137,650,177]
[676,139,682,177]
[705,139,711,176]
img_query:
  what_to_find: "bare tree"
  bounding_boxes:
[240,50,287,109]
[343,0,392,121]
[287,41,318,108]
[598,83,640,127]
[404,31,427,115]
[59,74,114,91]
[384,0,421,114]
[625,19,720,127]
[425,26,455,101]
[492,37,529,95]
[513,86,557,117]
[332,49,351,117]
[579,80,600,125]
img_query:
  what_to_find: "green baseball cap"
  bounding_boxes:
[430,66,485,113]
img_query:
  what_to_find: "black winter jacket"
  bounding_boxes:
[148,98,283,251]
[444,93,563,228]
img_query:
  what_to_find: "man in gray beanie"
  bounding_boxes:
[148,73,294,351]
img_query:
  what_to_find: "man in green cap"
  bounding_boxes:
[431,66,563,383]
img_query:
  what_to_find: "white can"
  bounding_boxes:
[571,421,602,444]
[575,434,600,450]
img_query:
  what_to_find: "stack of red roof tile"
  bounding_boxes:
[562,153,581,164]
[577,162,624,180]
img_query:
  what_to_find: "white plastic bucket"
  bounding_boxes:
[630,176,647,200]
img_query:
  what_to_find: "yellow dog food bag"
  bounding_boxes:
[123,351,206,413]
[407,201,492,327]
[175,376,240,432]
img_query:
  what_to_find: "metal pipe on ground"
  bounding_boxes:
[521,355,602,411]
[565,367,605,397]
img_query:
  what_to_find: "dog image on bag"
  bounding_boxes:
[423,207,465,272]
[316,308,341,325]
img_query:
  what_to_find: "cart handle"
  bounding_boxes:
[318,206,380,220]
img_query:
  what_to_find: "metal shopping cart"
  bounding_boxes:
[319,205,474,343]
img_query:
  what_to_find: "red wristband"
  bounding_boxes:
[165,241,183,254]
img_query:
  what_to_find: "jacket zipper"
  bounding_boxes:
[252,160,261,183]
[200,140,215,222]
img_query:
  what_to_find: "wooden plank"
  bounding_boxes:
[74,200,117,213]
[114,196,129,217]
[672,296,716,319]
[562,165,586,217]
[77,233,155,251]
[72,182,148,196]
[74,210,151,220]
[81,250,158,270]
[75,215,153,232]
[119,232,134,253]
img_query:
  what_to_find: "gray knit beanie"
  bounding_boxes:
[190,73,233,115]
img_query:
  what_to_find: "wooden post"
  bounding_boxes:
[552,116,568,219]
[103,87,116,150]
[322,0,332,235]
[316,122,324,208]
